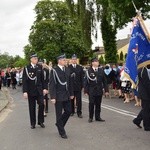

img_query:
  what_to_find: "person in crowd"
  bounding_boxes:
[5,68,11,87]
[112,64,118,97]
[104,64,115,98]
[22,53,48,129]
[38,59,49,116]
[19,68,23,86]
[133,89,141,107]
[11,68,17,89]
[120,68,131,103]
[115,64,124,98]
[1,69,5,86]
[0,69,2,90]
[68,54,84,118]
[16,70,20,86]
[104,64,115,85]
[49,54,74,139]
[84,57,109,123]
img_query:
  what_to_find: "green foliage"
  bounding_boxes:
[0,53,24,68]
[119,51,124,61]
[66,0,93,50]
[66,0,150,64]
[28,0,87,63]
[116,54,119,61]
[23,44,33,61]
[99,55,105,64]
[14,58,28,67]
[125,53,127,60]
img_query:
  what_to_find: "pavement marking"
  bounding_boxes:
[82,98,137,118]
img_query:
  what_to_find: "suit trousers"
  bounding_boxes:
[55,100,71,135]
[28,94,44,126]
[89,95,102,120]
[134,109,143,124]
[142,100,150,130]
[44,94,49,112]
[71,91,82,115]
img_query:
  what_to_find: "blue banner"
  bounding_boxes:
[124,19,150,88]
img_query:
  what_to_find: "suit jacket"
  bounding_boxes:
[138,67,150,101]
[22,64,47,96]
[49,66,74,101]
[68,64,84,91]
[84,67,108,96]
[43,67,49,90]
[11,71,17,84]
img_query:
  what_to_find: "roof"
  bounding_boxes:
[116,37,130,50]
[93,37,130,55]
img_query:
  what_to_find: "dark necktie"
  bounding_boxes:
[62,67,65,72]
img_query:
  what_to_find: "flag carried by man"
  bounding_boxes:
[124,15,150,88]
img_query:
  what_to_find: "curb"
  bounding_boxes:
[0,88,11,112]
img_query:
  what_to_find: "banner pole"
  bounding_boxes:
[131,0,150,41]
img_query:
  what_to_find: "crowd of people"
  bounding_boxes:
[0,68,23,90]
[1,52,149,139]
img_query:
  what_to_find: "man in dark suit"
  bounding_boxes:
[84,57,109,123]
[38,59,49,116]
[68,54,84,118]
[22,53,48,129]
[49,54,74,139]
[134,64,150,131]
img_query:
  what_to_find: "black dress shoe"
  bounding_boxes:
[31,125,35,129]
[96,118,105,122]
[78,114,83,118]
[61,134,68,139]
[133,119,142,128]
[38,123,45,128]
[88,118,93,123]
[144,128,150,131]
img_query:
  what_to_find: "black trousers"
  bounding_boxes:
[55,100,71,135]
[28,95,44,126]
[134,109,143,125]
[142,100,150,130]
[71,91,82,115]
[7,79,11,87]
[89,95,102,120]
[44,94,49,112]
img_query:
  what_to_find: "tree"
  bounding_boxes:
[125,53,127,60]
[14,58,27,67]
[99,55,105,64]
[0,53,23,68]
[24,44,33,61]
[119,51,124,61]
[28,0,87,63]
[66,0,150,63]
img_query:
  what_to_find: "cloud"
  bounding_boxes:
[0,0,38,57]
[0,0,150,57]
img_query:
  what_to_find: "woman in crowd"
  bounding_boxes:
[11,68,17,89]
[5,68,11,87]
[104,64,115,98]
[120,68,132,103]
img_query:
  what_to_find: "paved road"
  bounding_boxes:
[0,87,150,150]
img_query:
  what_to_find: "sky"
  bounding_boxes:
[0,0,150,58]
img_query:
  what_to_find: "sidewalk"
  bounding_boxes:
[0,88,9,112]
